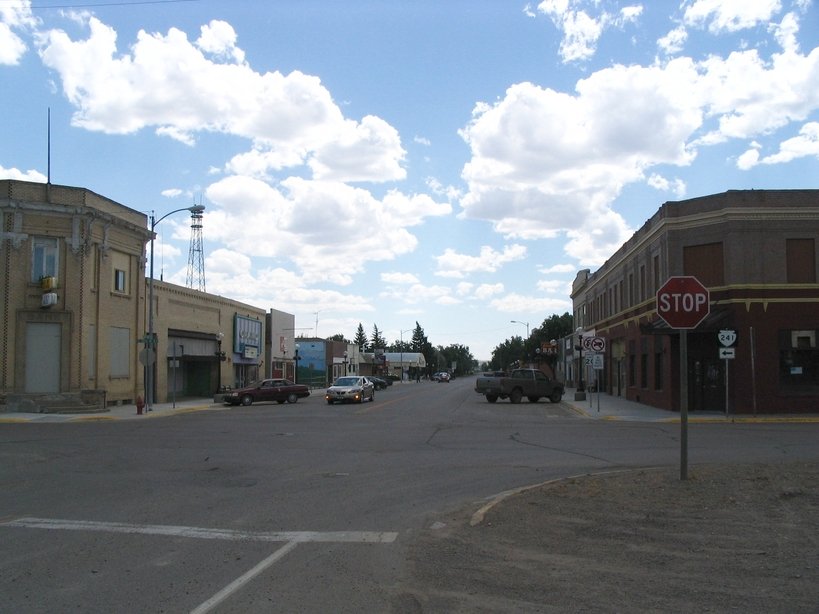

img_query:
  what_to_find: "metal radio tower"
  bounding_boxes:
[186,205,206,292]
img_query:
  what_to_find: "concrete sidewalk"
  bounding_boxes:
[561,387,819,423]
[0,397,224,424]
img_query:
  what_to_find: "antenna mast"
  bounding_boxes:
[185,204,206,292]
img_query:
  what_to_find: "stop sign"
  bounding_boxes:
[656,276,710,329]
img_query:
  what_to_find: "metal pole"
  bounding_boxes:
[724,357,729,418]
[680,330,689,481]
[147,213,155,412]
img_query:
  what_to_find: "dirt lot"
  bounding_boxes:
[399,461,819,613]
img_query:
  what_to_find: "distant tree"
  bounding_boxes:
[490,312,573,371]
[370,324,387,350]
[353,323,368,351]
[436,343,475,377]
[327,333,350,344]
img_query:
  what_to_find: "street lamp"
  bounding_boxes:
[145,204,205,412]
[510,320,530,338]
[343,350,348,376]
[293,343,301,384]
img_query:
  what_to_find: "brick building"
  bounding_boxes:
[570,190,819,415]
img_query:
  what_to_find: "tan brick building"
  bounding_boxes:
[0,180,267,412]
[570,190,819,414]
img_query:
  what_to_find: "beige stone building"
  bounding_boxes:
[0,180,267,412]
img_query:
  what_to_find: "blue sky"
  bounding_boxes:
[2,0,818,360]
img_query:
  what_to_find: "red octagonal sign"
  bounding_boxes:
[656,276,710,329]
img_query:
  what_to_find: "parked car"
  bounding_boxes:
[224,379,310,406]
[325,376,375,404]
[370,376,389,390]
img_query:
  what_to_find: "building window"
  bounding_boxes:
[786,239,816,283]
[654,337,663,390]
[683,242,724,286]
[780,330,819,392]
[109,326,131,378]
[114,269,127,293]
[31,237,58,282]
[653,254,660,294]
[639,265,646,302]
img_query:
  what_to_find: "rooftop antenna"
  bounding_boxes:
[185,201,206,292]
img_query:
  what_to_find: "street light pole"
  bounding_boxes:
[510,320,530,338]
[146,204,205,412]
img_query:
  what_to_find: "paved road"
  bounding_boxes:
[2,378,818,612]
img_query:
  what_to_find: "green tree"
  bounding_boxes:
[327,333,350,344]
[436,343,475,377]
[370,324,387,350]
[353,323,368,351]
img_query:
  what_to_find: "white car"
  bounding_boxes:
[325,376,375,404]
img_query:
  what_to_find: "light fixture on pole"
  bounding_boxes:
[343,350,348,376]
[145,204,205,412]
[510,320,530,338]
[293,343,301,384]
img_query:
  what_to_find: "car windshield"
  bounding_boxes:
[333,377,360,386]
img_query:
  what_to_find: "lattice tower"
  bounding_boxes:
[186,206,206,292]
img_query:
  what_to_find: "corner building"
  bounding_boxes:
[571,190,819,414]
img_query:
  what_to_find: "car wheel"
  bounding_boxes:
[326,399,333,405]
[550,391,563,403]
[370,391,375,402]
[287,393,298,404]
[241,394,253,406]
[510,388,523,404]
[486,394,498,403]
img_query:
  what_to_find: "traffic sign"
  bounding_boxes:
[590,336,606,352]
[719,347,735,359]
[656,276,710,329]
[718,329,737,347]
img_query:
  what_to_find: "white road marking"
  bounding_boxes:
[4,517,398,543]
[189,541,299,614]
[4,516,399,613]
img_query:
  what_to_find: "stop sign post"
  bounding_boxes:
[656,276,710,481]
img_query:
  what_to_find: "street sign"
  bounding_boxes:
[718,347,736,359]
[656,276,710,329]
[590,337,606,352]
[592,353,604,370]
[718,329,737,347]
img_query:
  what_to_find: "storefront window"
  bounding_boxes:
[779,330,819,392]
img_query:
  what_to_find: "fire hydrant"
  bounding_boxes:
[136,395,145,415]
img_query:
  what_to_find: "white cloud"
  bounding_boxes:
[658,25,687,55]
[204,175,448,285]
[434,244,527,278]
[474,283,504,299]
[647,173,687,197]
[537,0,642,63]
[747,122,819,166]
[161,188,184,198]
[489,292,571,313]
[413,135,431,146]
[0,165,47,182]
[536,279,566,292]
[36,16,405,182]
[196,20,245,63]
[538,263,576,274]
[0,2,36,65]
[683,0,782,34]
[381,271,420,284]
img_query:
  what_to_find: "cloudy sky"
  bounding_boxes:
[2,0,818,360]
